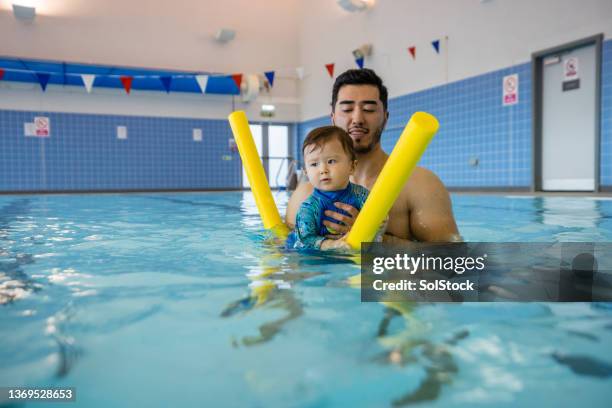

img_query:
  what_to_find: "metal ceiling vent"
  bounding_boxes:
[214,28,236,43]
[336,0,372,12]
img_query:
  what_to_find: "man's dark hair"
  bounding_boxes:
[302,126,356,162]
[331,69,388,112]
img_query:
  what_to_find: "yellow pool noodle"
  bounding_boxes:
[228,111,289,238]
[346,112,439,249]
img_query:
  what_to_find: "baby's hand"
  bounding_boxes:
[320,237,351,251]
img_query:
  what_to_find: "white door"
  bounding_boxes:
[541,44,597,191]
[268,125,289,188]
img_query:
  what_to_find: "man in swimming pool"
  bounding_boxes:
[286,69,460,243]
[288,125,386,250]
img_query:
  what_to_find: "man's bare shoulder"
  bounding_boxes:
[401,166,449,204]
[405,167,448,195]
[403,166,460,242]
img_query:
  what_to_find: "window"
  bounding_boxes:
[241,124,292,190]
[268,125,289,188]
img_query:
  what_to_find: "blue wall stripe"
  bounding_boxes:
[0,56,240,95]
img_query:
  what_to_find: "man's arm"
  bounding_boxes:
[407,168,461,242]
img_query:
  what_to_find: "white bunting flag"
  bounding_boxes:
[81,74,95,93]
[195,75,209,94]
[295,67,305,80]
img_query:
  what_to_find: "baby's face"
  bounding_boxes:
[304,138,355,191]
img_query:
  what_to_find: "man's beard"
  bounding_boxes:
[353,127,383,154]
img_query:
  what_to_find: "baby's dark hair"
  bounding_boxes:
[302,126,356,161]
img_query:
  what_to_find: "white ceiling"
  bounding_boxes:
[0,0,301,73]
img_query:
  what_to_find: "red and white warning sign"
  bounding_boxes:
[502,74,519,106]
[34,116,50,137]
[563,57,579,80]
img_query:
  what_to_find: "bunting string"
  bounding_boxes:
[0,36,446,94]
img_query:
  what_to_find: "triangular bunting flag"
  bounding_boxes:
[160,76,172,93]
[325,63,334,78]
[81,74,95,93]
[264,71,275,87]
[408,46,416,59]
[36,73,51,92]
[120,76,133,94]
[295,67,305,80]
[231,74,243,90]
[0,69,4,81]
[355,57,364,69]
[195,75,209,93]
[432,40,440,54]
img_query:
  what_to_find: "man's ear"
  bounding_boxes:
[330,111,336,125]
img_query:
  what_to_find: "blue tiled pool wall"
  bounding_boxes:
[298,39,612,189]
[0,111,242,192]
[1,40,610,193]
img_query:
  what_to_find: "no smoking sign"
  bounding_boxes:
[502,74,519,106]
[34,116,50,137]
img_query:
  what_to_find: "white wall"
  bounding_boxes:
[0,0,300,121]
[0,0,299,74]
[2,0,612,122]
[297,0,612,120]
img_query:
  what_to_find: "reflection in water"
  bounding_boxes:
[221,248,317,347]
[551,351,612,378]
[2,192,612,406]
[0,199,41,305]
[236,187,468,404]
[1,198,82,378]
[46,304,81,378]
[222,192,309,346]
[0,253,39,305]
[540,197,601,229]
[537,197,607,242]
[373,301,467,406]
[532,197,606,242]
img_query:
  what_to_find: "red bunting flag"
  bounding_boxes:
[408,47,416,59]
[0,69,4,80]
[231,74,243,90]
[325,63,334,78]
[120,76,133,94]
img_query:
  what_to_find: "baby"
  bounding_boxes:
[287,125,372,250]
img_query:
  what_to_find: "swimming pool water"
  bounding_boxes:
[1,192,611,407]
